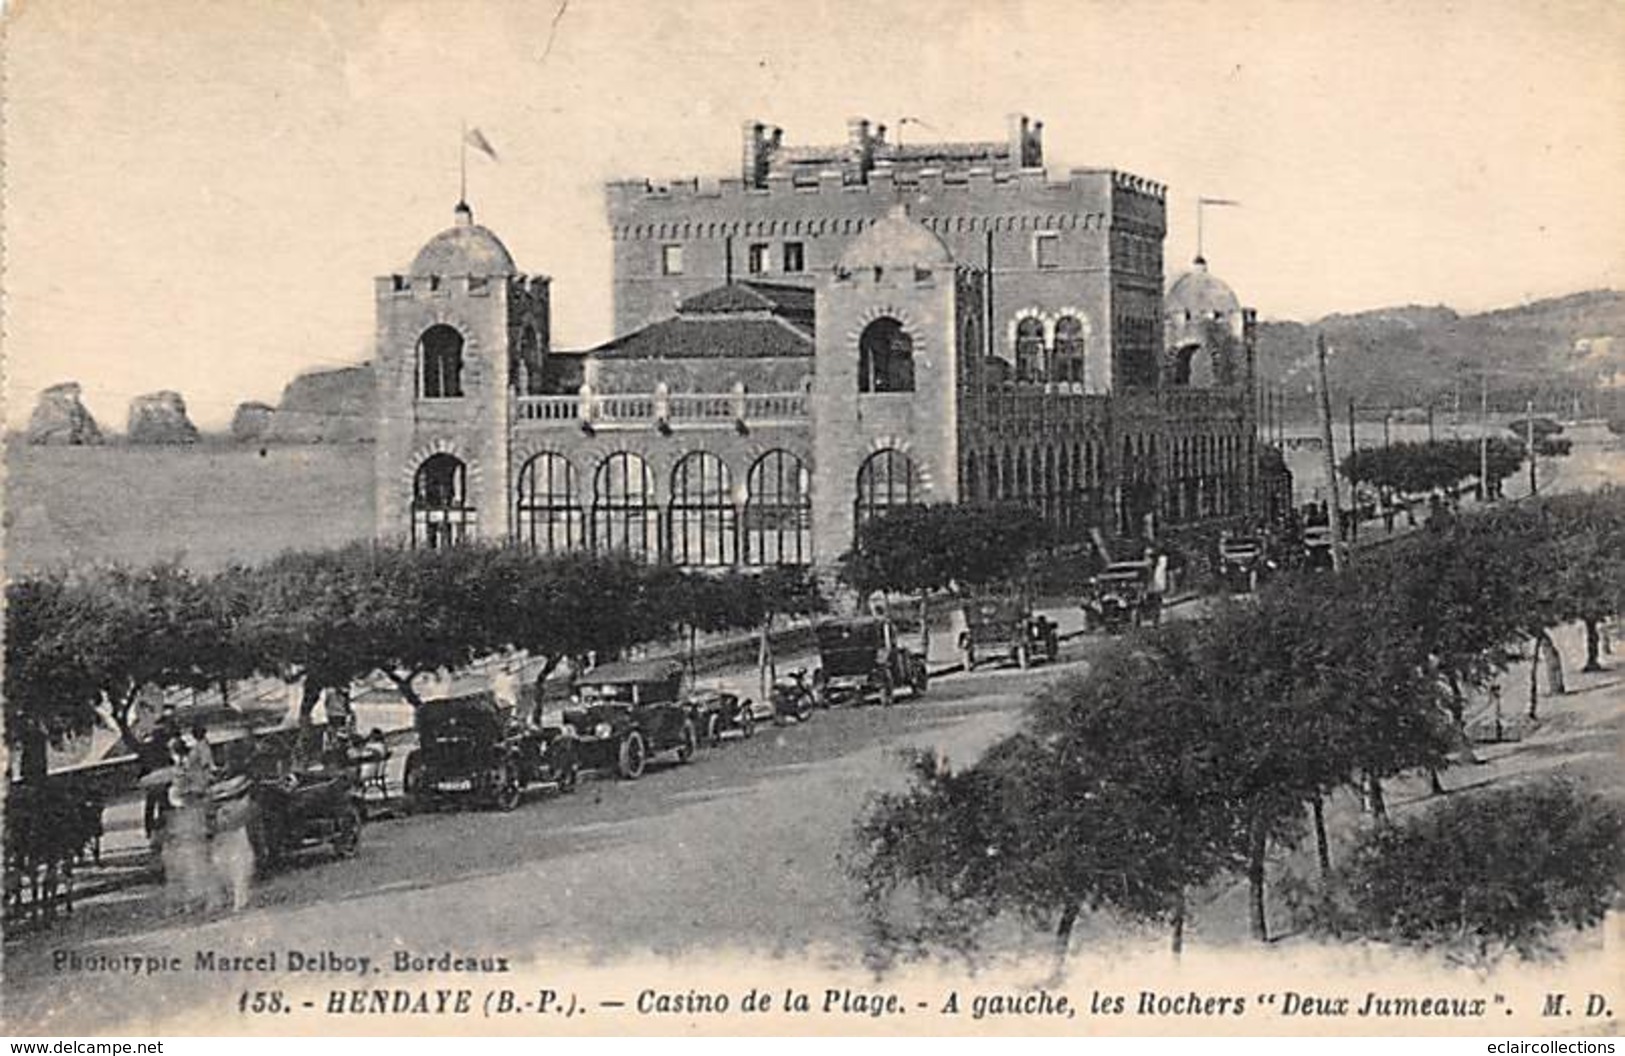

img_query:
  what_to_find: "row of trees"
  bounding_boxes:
[856,487,1625,966]
[4,545,824,783]
[1341,438,1527,500]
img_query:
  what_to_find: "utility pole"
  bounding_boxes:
[1526,398,1538,496]
[1346,397,1359,542]
[1427,403,1435,443]
[1479,373,1490,502]
[1316,334,1345,571]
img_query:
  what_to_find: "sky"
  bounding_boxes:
[4,0,1623,430]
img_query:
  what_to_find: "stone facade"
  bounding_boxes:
[373,118,1266,569]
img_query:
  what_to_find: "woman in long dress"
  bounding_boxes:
[162,728,215,913]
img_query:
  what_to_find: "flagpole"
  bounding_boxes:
[460,119,468,205]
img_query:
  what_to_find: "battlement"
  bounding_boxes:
[375,274,550,300]
[606,165,1164,210]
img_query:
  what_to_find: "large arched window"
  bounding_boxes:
[1015,318,1045,383]
[858,318,915,393]
[516,452,584,552]
[412,453,475,548]
[854,448,918,532]
[592,452,658,560]
[670,452,737,567]
[745,450,812,566]
[419,325,465,399]
[1055,316,1086,386]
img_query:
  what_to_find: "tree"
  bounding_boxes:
[840,504,1050,600]
[1544,490,1625,672]
[4,574,104,783]
[238,546,390,720]
[856,628,1243,965]
[490,550,666,709]
[1297,780,1625,965]
[841,503,1050,656]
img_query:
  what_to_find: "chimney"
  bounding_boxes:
[846,116,875,183]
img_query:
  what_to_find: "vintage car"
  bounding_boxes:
[402,692,579,812]
[1301,526,1337,571]
[955,594,1059,670]
[1081,560,1161,633]
[562,659,701,780]
[686,687,757,745]
[812,616,929,707]
[1217,535,1273,594]
[245,767,362,870]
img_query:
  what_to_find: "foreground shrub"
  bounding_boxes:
[1297,780,1625,964]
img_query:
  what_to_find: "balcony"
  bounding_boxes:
[515,389,809,430]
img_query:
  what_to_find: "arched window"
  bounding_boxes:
[592,452,658,560]
[412,453,475,548]
[516,452,583,552]
[1054,316,1086,386]
[963,450,980,503]
[670,452,737,567]
[1015,317,1045,383]
[419,325,465,399]
[858,318,915,393]
[1016,448,1030,503]
[855,448,918,532]
[986,449,1001,501]
[745,450,812,566]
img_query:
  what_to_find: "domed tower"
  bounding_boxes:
[374,202,551,547]
[1163,256,1251,389]
[810,204,974,558]
[1162,255,1260,522]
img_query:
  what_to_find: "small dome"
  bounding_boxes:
[1166,258,1240,317]
[840,204,953,271]
[410,202,517,277]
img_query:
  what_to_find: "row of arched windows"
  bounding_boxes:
[1013,316,1087,386]
[960,440,1108,532]
[414,447,928,561]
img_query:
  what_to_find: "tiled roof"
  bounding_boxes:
[589,282,815,360]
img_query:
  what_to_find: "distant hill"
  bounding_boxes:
[1256,289,1625,420]
[264,364,375,443]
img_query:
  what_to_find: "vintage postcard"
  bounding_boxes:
[2,0,1623,1039]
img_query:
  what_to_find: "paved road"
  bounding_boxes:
[3,638,1099,1034]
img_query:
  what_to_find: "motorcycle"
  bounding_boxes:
[771,668,819,724]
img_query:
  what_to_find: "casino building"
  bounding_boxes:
[373,115,1266,569]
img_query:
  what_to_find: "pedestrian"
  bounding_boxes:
[161,730,212,914]
[208,767,256,913]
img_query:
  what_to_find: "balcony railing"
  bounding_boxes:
[515,390,809,428]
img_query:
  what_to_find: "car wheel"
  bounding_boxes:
[677,720,699,763]
[332,803,362,859]
[706,712,722,748]
[401,752,423,813]
[494,768,522,812]
[617,731,647,780]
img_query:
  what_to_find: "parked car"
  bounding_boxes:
[1301,526,1336,571]
[1217,534,1274,594]
[687,687,757,745]
[563,659,701,780]
[955,594,1059,670]
[812,616,928,706]
[246,767,362,870]
[1082,561,1160,633]
[402,692,578,812]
